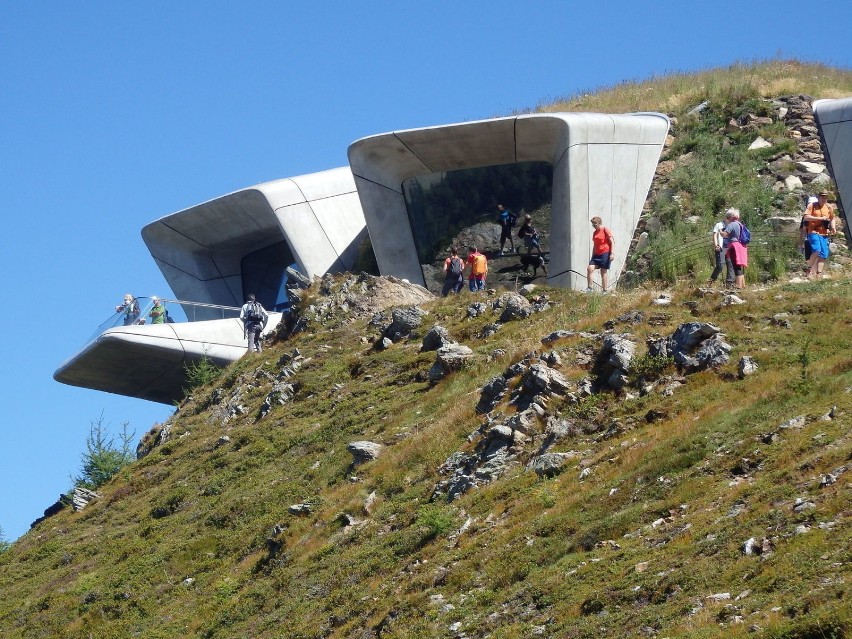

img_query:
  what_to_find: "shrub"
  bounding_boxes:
[73,414,135,490]
[183,354,223,395]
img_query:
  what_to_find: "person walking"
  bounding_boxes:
[441,247,465,296]
[802,190,836,280]
[239,293,268,353]
[721,208,747,289]
[709,213,727,285]
[586,217,614,292]
[496,204,516,254]
[517,214,542,256]
[466,246,488,292]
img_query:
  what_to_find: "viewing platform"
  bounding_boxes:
[54,297,281,405]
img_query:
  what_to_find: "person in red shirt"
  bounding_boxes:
[586,216,614,292]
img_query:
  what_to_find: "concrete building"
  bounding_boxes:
[813,97,852,244]
[54,168,367,404]
[348,112,669,290]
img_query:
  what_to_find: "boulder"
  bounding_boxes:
[347,441,383,465]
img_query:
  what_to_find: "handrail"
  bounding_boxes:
[85,296,247,345]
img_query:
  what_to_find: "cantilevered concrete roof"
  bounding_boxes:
[348,112,669,290]
[142,166,367,310]
[814,97,852,244]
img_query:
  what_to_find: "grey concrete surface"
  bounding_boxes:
[348,112,669,290]
[141,166,367,310]
[54,314,281,404]
[814,97,852,244]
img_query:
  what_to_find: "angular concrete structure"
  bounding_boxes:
[55,299,282,405]
[813,98,852,244]
[142,166,367,315]
[57,167,367,404]
[348,112,670,290]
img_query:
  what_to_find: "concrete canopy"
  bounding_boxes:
[141,166,367,311]
[813,97,852,244]
[348,112,670,290]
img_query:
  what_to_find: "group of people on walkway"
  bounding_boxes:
[439,207,615,295]
[114,294,167,325]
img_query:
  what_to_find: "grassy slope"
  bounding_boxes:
[1,61,851,639]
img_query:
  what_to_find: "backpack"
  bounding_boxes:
[471,253,487,276]
[738,221,751,245]
[448,256,464,277]
[507,211,517,227]
[247,301,264,322]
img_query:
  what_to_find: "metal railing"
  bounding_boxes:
[87,296,243,344]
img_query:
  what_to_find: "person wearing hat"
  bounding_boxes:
[149,296,166,324]
[799,195,819,265]
[802,191,836,279]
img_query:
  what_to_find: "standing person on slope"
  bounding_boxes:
[466,246,488,292]
[441,246,465,296]
[239,293,268,353]
[586,217,614,292]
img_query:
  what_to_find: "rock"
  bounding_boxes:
[796,161,825,174]
[784,175,803,191]
[722,293,746,305]
[71,487,101,512]
[288,503,313,515]
[748,136,772,150]
[810,172,832,186]
[429,343,475,382]
[476,375,509,414]
[364,490,378,515]
[528,452,577,478]
[421,325,452,352]
[466,302,488,318]
[541,330,576,344]
[497,292,532,322]
[779,416,806,430]
[634,231,649,253]
[384,306,428,342]
[738,356,758,378]
[347,441,383,465]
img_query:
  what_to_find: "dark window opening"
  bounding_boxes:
[241,241,298,312]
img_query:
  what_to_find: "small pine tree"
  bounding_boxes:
[0,526,11,553]
[73,414,135,490]
[183,354,222,395]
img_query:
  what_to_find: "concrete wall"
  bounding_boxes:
[814,97,852,245]
[348,112,669,290]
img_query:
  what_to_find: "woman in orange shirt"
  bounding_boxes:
[587,217,614,292]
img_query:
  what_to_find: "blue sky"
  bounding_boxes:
[1,1,850,541]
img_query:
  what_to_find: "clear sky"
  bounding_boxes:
[1,1,850,541]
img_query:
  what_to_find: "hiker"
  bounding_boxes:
[708,213,730,286]
[239,293,268,353]
[586,217,614,292]
[799,196,819,264]
[466,246,488,292]
[496,204,516,254]
[441,246,465,296]
[802,190,836,280]
[115,293,140,326]
[517,214,542,256]
[721,208,747,289]
[149,297,166,324]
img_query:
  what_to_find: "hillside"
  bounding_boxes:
[2,61,852,639]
